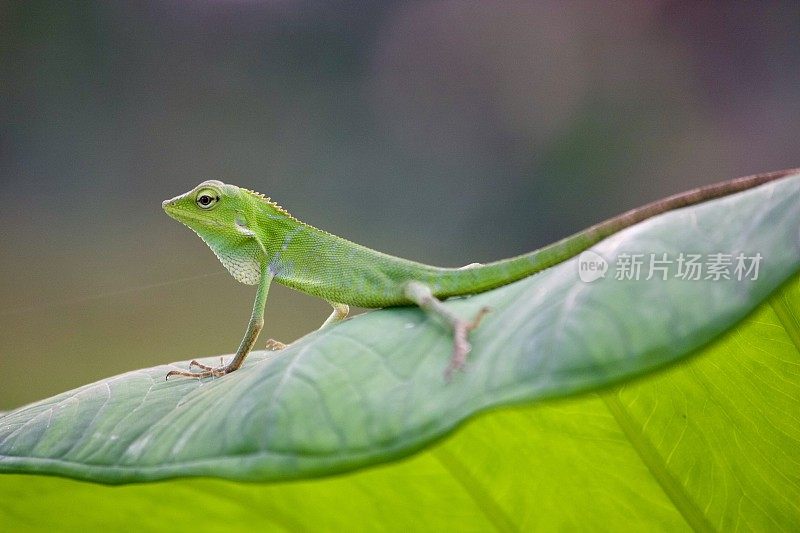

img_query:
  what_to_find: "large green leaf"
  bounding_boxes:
[1,275,799,529]
[1,173,800,529]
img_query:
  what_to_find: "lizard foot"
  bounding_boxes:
[165,358,229,380]
[444,306,492,381]
[265,338,287,351]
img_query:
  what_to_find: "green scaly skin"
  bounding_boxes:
[162,168,797,380]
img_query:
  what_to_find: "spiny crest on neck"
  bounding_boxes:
[239,185,336,238]
[241,186,296,220]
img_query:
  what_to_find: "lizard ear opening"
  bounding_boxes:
[235,215,255,237]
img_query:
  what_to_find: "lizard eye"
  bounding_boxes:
[195,189,219,209]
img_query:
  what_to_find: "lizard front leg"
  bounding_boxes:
[404,281,491,380]
[166,267,274,380]
[264,301,349,351]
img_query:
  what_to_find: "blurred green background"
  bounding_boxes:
[1,2,798,409]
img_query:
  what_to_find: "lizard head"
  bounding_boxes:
[162,180,239,230]
[162,180,265,284]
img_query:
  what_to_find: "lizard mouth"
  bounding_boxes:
[162,202,223,228]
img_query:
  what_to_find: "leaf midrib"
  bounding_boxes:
[431,447,518,533]
[600,392,714,533]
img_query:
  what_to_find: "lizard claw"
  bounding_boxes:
[166,359,230,380]
[187,357,226,372]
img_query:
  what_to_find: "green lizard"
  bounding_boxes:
[162,169,794,380]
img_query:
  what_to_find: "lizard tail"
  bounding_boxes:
[430,168,799,298]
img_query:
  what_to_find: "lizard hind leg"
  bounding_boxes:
[321,301,349,328]
[403,281,491,380]
[264,301,349,351]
